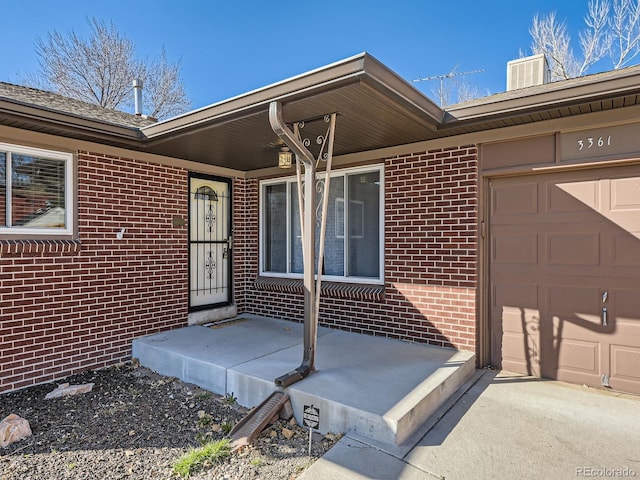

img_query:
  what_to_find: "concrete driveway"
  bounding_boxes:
[302,370,640,480]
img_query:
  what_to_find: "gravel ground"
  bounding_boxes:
[0,362,338,480]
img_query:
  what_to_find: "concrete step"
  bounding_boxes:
[132,316,476,454]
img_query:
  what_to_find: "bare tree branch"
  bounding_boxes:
[577,0,611,75]
[530,0,640,82]
[610,0,640,68]
[530,12,578,80]
[32,17,189,119]
[456,81,488,103]
[142,48,191,119]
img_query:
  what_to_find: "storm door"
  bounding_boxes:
[189,174,232,309]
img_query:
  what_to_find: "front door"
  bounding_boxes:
[189,174,232,309]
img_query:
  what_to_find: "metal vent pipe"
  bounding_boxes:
[133,79,143,115]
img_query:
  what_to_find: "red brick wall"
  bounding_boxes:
[240,145,478,351]
[0,151,188,393]
[384,146,477,349]
[1,143,478,393]
[231,177,254,314]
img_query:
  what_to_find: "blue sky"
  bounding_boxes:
[2,1,602,111]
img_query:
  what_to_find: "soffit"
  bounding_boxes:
[139,53,444,171]
[2,56,640,170]
[138,62,640,170]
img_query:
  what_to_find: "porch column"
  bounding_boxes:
[268,101,336,387]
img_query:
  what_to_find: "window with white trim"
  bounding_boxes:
[260,164,383,283]
[0,143,74,236]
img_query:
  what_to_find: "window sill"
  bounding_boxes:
[254,276,385,302]
[0,239,81,255]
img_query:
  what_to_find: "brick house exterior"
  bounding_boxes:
[1,140,478,393]
[2,53,640,395]
[1,152,189,391]
[240,147,478,351]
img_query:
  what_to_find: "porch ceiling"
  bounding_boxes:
[138,58,640,172]
[4,53,640,171]
[139,53,444,172]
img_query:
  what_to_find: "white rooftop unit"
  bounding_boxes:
[506,54,550,91]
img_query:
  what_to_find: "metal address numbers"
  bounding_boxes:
[561,124,636,163]
[577,135,611,151]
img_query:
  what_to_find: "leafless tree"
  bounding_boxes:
[530,11,578,80]
[143,48,191,119]
[32,17,190,119]
[456,81,488,104]
[610,0,640,67]
[414,65,486,107]
[530,0,640,80]
[579,0,612,74]
[429,76,456,108]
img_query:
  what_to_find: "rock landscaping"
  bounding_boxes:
[0,362,338,479]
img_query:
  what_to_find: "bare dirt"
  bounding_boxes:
[0,362,338,479]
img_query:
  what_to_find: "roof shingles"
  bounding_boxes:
[0,82,155,129]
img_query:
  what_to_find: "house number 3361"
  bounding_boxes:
[577,135,611,150]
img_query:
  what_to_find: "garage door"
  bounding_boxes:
[490,165,640,394]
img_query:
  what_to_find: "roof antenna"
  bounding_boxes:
[413,65,484,107]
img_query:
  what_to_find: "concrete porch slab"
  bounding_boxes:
[132,315,476,452]
[131,316,323,395]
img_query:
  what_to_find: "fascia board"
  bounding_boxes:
[0,99,143,143]
[445,67,640,124]
[141,53,370,138]
[141,52,444,139]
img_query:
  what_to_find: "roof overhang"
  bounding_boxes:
[0,97,143,145]
[139,53,444,171]
[3,54,640,173]
[441,64,640,136]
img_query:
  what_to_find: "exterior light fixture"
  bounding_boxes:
[278,146,293,169]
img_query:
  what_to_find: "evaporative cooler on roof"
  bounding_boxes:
[506,54,550,91]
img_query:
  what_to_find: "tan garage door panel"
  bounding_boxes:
[547,285,602,386]
[495,282,541,375]
[610,289,640,392]
[490,165,640,395]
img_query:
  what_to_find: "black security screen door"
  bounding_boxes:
[188,174,232,309]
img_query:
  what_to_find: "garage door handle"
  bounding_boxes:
[602,307,608,327]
